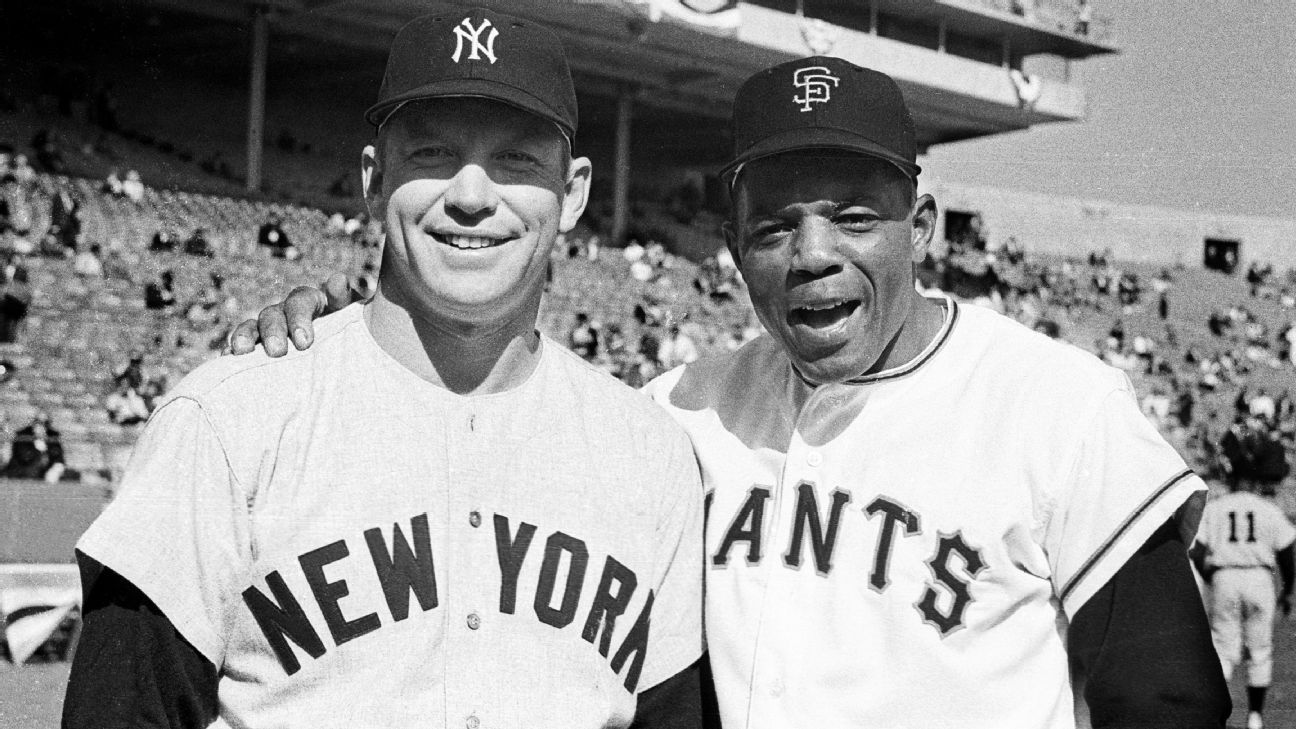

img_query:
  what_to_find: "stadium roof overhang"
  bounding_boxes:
[115,0,1111,158]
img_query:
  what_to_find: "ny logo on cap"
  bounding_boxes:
[451,17,499,64]
[792,66,839,112]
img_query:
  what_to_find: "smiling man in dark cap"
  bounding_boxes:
[238,54,1230,729]
[64,8,704,728]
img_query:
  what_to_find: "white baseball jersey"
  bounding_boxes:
[79,303,704,729]
[644,295,1204,729]
[1197,491,1296,570]
[1196,490,1295,686]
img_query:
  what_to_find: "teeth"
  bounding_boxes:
[799,301,845,311]
[444,235,501,249]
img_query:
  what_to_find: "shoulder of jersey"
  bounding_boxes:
[953,301,1128,395]
[160,304,364,408]
[544,334,694,421]
[643,333,782,410]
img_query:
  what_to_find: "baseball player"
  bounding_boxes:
[237,58,1230,727]
[1193,483,1296,729]
[63,8,704,729]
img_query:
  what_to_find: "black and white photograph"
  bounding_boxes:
[1,1,1293,727]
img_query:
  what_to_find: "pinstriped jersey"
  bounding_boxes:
[644,295,1204,729]
[1197,491,1296,569]
[78,304,704,729]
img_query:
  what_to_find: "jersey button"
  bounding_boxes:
[467,612,481,630]
[466,715,480,729]
[469,510,482,528]
[806,451,823,467]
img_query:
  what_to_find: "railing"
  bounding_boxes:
[959,0,1115,44]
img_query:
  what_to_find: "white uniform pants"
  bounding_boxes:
[1209,567,1277,686]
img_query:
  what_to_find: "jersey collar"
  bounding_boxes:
[791,293,959,388]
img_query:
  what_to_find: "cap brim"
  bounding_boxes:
[721,126,920,183]
[365,77,573,141]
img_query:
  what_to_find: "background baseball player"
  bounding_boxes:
[236,57,1231,728]
[1193,483,1296,729]
[63,8,704,728]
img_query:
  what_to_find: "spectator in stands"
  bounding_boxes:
[183,227,214,258]
[103,169,125,197]
[73,243,104,278]
[257,213,298,259]
[11,154,36,188]
[114,351,146,391]
[144,270,176,310]
[1219,416,1290,489]
[0,178,11,234]
[2,412,66,483]
[150,228,178,253]
[31,128,66,174]
[49,187,81,252]
[0,264,32,343]
[102,239,133,280]
[3,173,35,243]
[106,381,151,426]
[659,323,700,369]
[1076,0,1092,35]
[568,312,599,360]
[120,169,145,202]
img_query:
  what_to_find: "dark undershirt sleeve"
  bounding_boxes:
[62,554,219,729]
[630,657,705,729]
[1068,518,1231,729]
[1277,543,1294,597]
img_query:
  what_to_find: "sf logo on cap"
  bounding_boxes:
[452,17,499,64]
[792,66,840,112]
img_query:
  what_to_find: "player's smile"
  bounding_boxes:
[424,226,516,251]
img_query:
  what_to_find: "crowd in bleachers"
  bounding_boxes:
[2,79,1294,498]
[923,234,1296,493]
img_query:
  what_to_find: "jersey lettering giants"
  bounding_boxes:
[709,484,984,633]
[646,296,1206,729]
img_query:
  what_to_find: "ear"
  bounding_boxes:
[558,156,592,233]
[909,193,938,263]
[361,144,384,217]
[721,220,742,268]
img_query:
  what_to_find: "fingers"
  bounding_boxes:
[228,318,261,354]
[282,285,329,351]
[257,303,292,357]
[322,272,356,312]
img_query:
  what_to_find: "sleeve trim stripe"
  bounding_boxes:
[1059,467,1194,602]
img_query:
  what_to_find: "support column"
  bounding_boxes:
[246,5,270,193]
[611,88,634,247]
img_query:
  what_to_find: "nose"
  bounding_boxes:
[789,217,842,278]
[444,163,499,220]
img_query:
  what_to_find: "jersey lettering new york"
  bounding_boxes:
[242,511,653,690]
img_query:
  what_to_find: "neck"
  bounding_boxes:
[364,284,543,395]
[870,290,947,375]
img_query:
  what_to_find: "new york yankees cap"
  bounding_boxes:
[722,56,921,183]
[366,6,578,141]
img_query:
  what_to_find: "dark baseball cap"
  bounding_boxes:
[722,56,920,183]
[366,6,578,141]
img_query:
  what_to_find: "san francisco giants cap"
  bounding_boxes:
[722,56,920,183]
[366,6,578,141]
